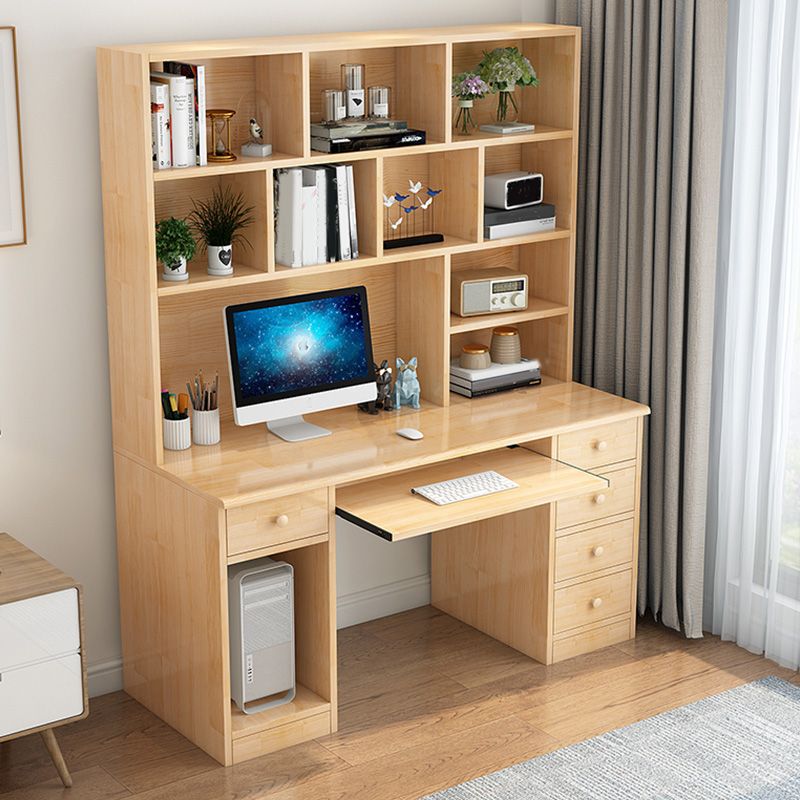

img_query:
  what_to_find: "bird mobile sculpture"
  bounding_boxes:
[384,178,444,250]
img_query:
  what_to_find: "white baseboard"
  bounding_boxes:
[89,574,432,697]
[336,573,431,629]
[88,658,124,697]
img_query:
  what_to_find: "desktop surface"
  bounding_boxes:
[159,381,649,508]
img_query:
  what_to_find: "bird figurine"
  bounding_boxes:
[408,179,422,194]
[419,196,433,210]
[383,193,397,207]
[402,204,418,214]
[394,192,410,202]
[390,216,403,230]
[249,118,264,141]
[426,187,442,197]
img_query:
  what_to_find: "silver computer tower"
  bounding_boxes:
[228,557,295,714]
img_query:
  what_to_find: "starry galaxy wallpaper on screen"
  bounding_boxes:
[232,292,371,399]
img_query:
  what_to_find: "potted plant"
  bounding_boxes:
[190,185,255,276]
[478,46,539,123]
[452,71,491,136]
[155,217,196,282]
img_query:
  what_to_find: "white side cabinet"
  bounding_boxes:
[0,534,88,787]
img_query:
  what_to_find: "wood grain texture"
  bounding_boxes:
[554,518,635,583]
[113,455,231,765]
[431,505,553,663]
[97,47,162,463]
[558,418,638,470]
[551,617,632,663]
[3,613,796,800]
[555,463,637,530]
[336,447,607,542]
[225,488,329,558]
[160,381,648,508]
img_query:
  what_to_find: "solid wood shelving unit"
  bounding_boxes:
[97,24,652,768]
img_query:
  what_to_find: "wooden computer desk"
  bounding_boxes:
[97,22,650,767]
[114,381,648,766]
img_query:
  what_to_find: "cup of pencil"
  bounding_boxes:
[161,389,191,451]
[188,371,220,446]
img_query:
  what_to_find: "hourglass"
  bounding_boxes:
[206,109,236,162]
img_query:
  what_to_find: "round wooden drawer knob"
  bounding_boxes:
[275,514,290,527]
[591,597,603,609]
[594,493,607,505]
[592,545,605,557]
[594,440,608,452]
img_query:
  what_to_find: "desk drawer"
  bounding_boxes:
[0,589,80,672]
[0,653,84,738]
[555,519,635,583]
[227,490,329,557]
[554,569,632,634]
[552,617,632,662]
[558,419,638,470]
[556,465,636,531]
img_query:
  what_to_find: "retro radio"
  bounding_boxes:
[452,269,529,317]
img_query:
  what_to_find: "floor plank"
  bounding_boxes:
[1,611,795,800]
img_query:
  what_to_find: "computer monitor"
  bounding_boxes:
[224,286,377,442]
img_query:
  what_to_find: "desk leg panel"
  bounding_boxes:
[430,505,554,665]
[113,454,231,765]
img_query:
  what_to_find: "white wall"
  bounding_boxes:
[0,0,554,696]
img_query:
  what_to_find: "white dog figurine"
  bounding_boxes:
[394,357,421,409]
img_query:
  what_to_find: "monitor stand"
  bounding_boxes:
[266,416,332,442]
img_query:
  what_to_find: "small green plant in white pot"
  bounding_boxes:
[190,185,255,276]
[155,216,196,282]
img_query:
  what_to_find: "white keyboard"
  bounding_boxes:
[411,470,519,506]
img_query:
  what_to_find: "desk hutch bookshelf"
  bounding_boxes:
[97,23,649,766]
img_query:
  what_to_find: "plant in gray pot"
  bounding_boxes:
[155,216,196,282]
[190,185,255,276]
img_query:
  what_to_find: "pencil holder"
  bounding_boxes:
[192,408,220,446]
[163,417,191,451]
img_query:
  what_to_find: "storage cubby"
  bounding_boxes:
[152,53,306,161]
[451,34,577,138]
[272,158,380,273]
[450,239,571,333]
[308,45,448,145]
[228,538,335,760]
[382,149,480,251]
[484,138,574,230]
[154,171,270,287]
[450,313,570,384]
[158,257,449,420]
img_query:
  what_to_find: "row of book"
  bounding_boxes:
[150,61,207,170]
[275,165,358,268]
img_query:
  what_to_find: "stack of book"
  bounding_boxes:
[310,120,425,154]
[450,358,541,398]
[483,203,556,240]
[150,61,207,170]
[275,165,358,267]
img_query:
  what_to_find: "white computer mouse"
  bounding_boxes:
[396,427,424,440]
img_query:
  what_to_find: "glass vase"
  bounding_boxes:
[454,99,476,136]
[496,88,519,122]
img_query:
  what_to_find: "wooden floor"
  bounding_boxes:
[2,607,798,800]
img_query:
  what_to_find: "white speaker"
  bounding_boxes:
[484,171,543,209]
[228,558,295,714]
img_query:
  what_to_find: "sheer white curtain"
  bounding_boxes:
[706,0,800,668]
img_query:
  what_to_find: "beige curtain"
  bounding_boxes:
[554,0,727,636]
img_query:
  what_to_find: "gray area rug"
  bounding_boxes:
[423,677,800,799]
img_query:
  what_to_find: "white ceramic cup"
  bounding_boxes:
[192,408,221,446]
[163,417,191,450]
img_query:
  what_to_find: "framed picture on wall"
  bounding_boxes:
[0,26,25,247]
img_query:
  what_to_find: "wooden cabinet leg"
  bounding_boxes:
[40,728,72,788]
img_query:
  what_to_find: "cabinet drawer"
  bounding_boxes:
[552,617,632,662]
[556,465,636,530]
[0,588,80,672]
[554,569,632,634]
[232,711,330,763]
[558,419,638,470]
[0,654,84,738]
[227,490,329,557]
[555,519,635,583]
